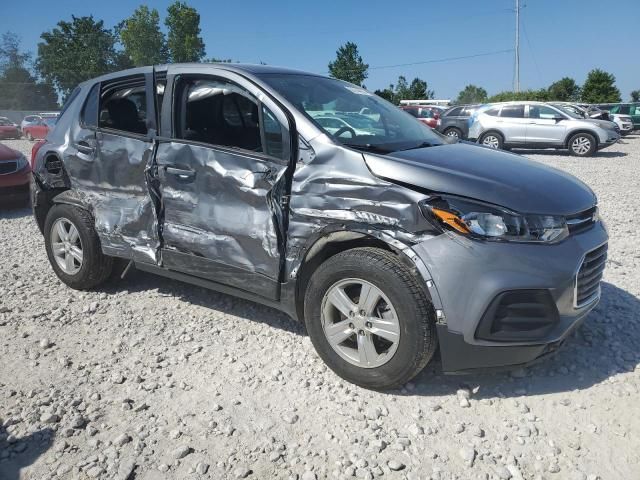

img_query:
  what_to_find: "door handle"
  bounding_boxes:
[165,165,196,180]
[74,141,95,154]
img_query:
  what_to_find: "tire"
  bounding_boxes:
[568,132,596,157]
[44,204,113,290]
[304,247,437,390]
[480,131,504,149]
[444,127,462,139]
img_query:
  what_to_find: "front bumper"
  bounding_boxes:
[411,221,608,373]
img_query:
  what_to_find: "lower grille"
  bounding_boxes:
[0,161,18,175]
[575,243,607,307]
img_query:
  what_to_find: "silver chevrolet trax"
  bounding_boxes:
[31,64,608,389]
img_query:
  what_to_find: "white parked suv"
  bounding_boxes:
[610,113,634,135]
[468,101,620,156]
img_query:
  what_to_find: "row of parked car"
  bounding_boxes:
[0,112,59,141]
[402,101,638,157]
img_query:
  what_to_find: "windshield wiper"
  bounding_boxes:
[342,143,392,154]
[397,142,435,152]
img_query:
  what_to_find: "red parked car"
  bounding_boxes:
[399,105,441,128]
[0,143,31,203]
[0,117,21,139]
[23,116,57,140]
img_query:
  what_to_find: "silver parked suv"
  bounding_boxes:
[468,101,620,156]
[32,65,608,389]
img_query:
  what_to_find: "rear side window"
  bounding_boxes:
[417,108,434,118]
[445,106,463,116]
[500,105,525,118]
[81,84,99,128]
[99,77,148,135]
[174,77,286,160]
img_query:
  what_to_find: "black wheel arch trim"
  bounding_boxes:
[565,130,599,148]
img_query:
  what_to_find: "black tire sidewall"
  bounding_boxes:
[569,133,596,157]
[44,204,111,289]
[304,250,435,389]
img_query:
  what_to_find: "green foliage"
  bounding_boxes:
[328,42,368,86]
[373,76,433,104]
[546,77,581,102]
[165,1,206,63]
[488,89,549,103]
[37,16,128,98]
[454,84,488,105]
[630,90,640,102]
[0,32,58,109]
[118,6,168,66]
[581,69,621,103]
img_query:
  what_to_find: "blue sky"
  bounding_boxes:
[3,0,639,100]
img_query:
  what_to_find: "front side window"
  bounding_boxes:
[500,105,525,118]
[529,105,562,120]
[445,106,463,117]
[174,77,286,159]
[81,84,100,127]
[484,107,500,116]
[99,78,148,135]
[258,74,445,153]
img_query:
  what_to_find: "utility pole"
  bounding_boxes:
[514,0,520,92]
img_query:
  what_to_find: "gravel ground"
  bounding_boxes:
[1,136,639,480]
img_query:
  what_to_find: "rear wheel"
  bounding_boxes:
[304,247,437,390]
[444,127,462,139]
[44,204,113,290]
[568,133,596,157]
[480,132,504,149]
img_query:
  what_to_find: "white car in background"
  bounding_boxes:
[610,113,634,135]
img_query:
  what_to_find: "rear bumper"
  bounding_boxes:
[411,221,608,373]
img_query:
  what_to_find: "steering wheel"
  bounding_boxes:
[332,126,357,139]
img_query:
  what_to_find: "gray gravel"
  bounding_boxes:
[1,136,639,479]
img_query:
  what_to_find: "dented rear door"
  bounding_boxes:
[155,66,292,300]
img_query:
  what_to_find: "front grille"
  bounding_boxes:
[566,206,597,235]
[0,161,18,175]
[575,243,607,307]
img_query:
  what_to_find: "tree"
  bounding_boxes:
[37,16,127,98]
[488,89,549,102]
[0,32,58,109]
[165,1,206,62]
[547,77,581,102]
[373,76,432,104]
[454,84,488,105]
[118,6,168,66]
[631,90,640,102]
[581,69,621,103]
[328,42,368,86]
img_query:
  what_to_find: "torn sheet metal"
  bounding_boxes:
[284,136,439,280]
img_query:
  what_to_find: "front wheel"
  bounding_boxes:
[304,248,437,390]
[444,127,462,139]
[480,132,504,149]
[568,133,596,157]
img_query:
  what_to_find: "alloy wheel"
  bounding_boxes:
[482,135,500,148]
[50,217,83,275]
[446,130,460,138]
[571,136,591,155]
[321,278,400,369]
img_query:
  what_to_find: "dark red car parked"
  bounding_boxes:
[0,117,21,139]
[399,105,441,128]
[0,143,31,202]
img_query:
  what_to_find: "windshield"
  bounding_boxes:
[553,105,584,119]
[258,73,446,152]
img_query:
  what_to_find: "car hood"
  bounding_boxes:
[363,142,596,215]
[0,143,22,161]
[586,118,616,129]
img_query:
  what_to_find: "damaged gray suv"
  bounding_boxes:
[32,64,608,389]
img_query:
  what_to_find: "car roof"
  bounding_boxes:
[83,63,325,86]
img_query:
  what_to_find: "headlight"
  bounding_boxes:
[16,154,29,171]
[419,195,569,243]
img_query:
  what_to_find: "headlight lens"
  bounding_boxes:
[16,154,29,171]
[420,195,569,243]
